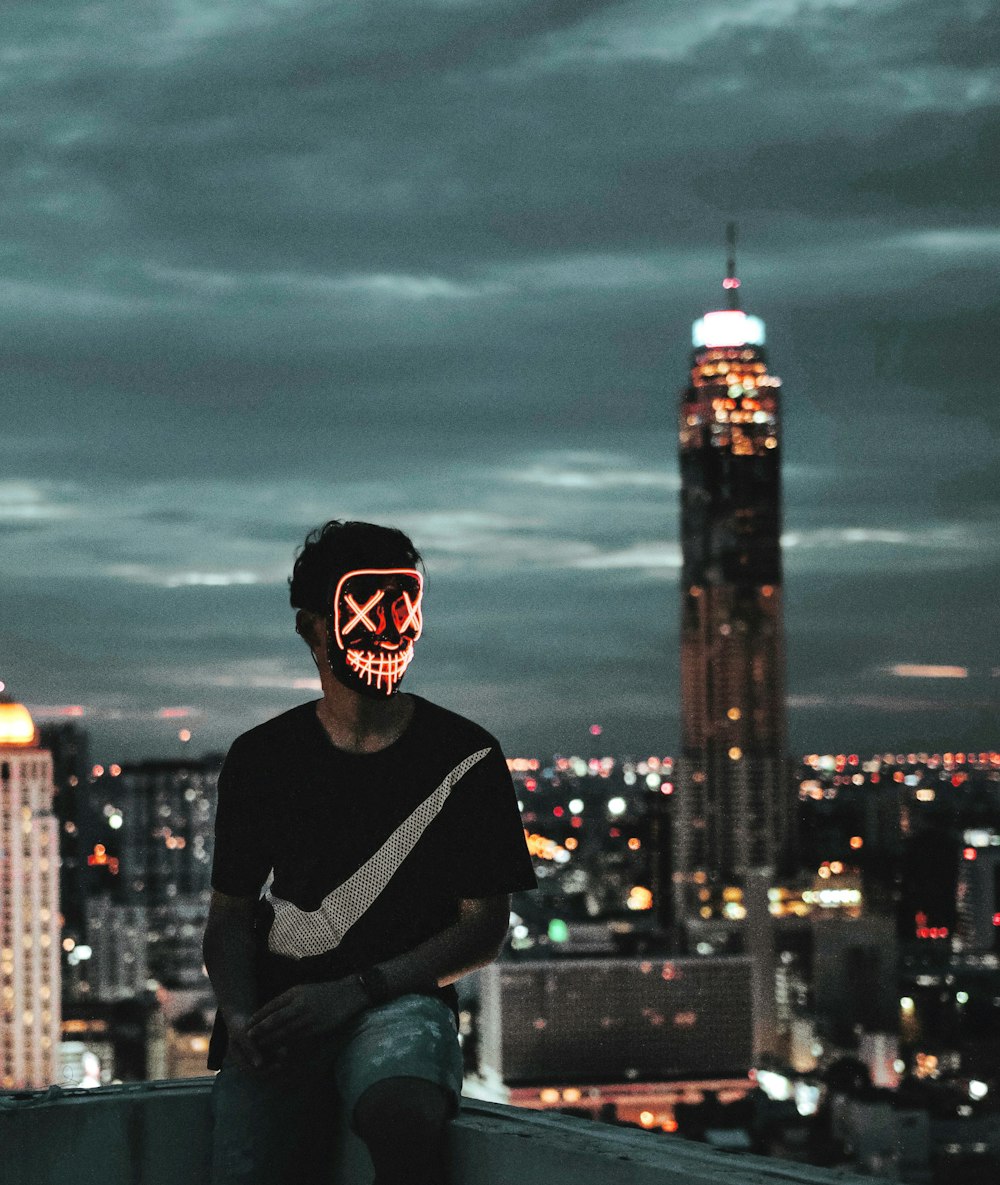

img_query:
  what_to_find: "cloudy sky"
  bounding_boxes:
[2,0,998,763]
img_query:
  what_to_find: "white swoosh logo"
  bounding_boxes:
[263,747,491,959]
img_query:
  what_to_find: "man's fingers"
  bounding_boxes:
[249,1009,309,1049]
[253,1048,295,1082]
[249,1005,297,1037]
[248,995,300,1037]
[234,1046,290,1080]
[249,1022,289,1051]
[228,1049,255,1072]
[230,1035,265,1072]
[248,989,296,1028]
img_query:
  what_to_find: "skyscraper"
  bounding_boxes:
[0,693,61,1089]
[37,720,90,940]
[672,228,791,925]
[82,758,220,993]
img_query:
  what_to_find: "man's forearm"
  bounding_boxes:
[203,915,258,1025]
[374,901,509,999]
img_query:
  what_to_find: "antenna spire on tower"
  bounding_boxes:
[723,221,741,310]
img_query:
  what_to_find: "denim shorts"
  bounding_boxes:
[210,993,463,1185]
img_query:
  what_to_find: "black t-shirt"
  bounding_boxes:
[207,694,537,1068]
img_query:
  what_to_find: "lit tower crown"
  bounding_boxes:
[673,226,790,921]
[0,697,37,747]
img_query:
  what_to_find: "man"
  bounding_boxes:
[204,520,537,1185]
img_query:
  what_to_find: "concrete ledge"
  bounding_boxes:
[453,1101,889,1185]
[1,1080,889,1185]
[0,1078,216,1185]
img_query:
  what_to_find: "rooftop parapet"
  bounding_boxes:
[1,1078,891,1185]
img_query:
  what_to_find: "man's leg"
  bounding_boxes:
[210,1058,331,1185]
[334,994,464,1185]
[353,1075,452,1185]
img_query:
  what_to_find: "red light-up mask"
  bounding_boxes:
[325,568,423,698]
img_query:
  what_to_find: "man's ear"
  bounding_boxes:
[296,610,322,649]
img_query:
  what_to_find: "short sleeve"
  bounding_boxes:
[210,738,273,898]
[445,738,537,899]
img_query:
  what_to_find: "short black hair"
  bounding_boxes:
[288,520,423,614]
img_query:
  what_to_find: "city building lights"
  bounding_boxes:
[523,832,568,862]
[547,919,569,944]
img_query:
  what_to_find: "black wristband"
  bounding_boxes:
[356,964,392,1006]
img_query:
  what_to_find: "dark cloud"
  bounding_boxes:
[717,108,1000,222]
[1,0,996,759]
[925,5,1000,68]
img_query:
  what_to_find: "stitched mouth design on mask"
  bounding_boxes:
[344,642,415,694]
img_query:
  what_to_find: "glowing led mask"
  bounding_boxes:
[326,568,423,697]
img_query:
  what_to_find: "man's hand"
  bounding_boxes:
[225,1012,267,1074]
[246,978,367,1067]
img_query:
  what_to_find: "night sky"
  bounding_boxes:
[2,0,997,763]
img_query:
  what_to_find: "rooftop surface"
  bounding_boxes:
[1,1078,891,1185]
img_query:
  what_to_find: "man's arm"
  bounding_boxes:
[203,889,265,1068]
[379,892,511,994]
[247,894,511,1057]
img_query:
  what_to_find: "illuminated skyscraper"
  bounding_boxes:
[83,758,219,992]
[672,229,791,923]
[0,692,61,1088]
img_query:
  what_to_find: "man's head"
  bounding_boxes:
[290,521,424,698]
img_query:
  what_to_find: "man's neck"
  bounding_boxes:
[315,678,413,754]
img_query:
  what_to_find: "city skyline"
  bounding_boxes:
[1,1,997,761]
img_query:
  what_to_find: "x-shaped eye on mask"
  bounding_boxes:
[342,590,384,635]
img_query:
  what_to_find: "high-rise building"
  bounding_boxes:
[81,758,220,993]
[84,897,149,1001]
[37,720,90,938]
[478,955,753,1084]
[672,228,791,922]
[0,693,61,1089]
[955,829,1000,954]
